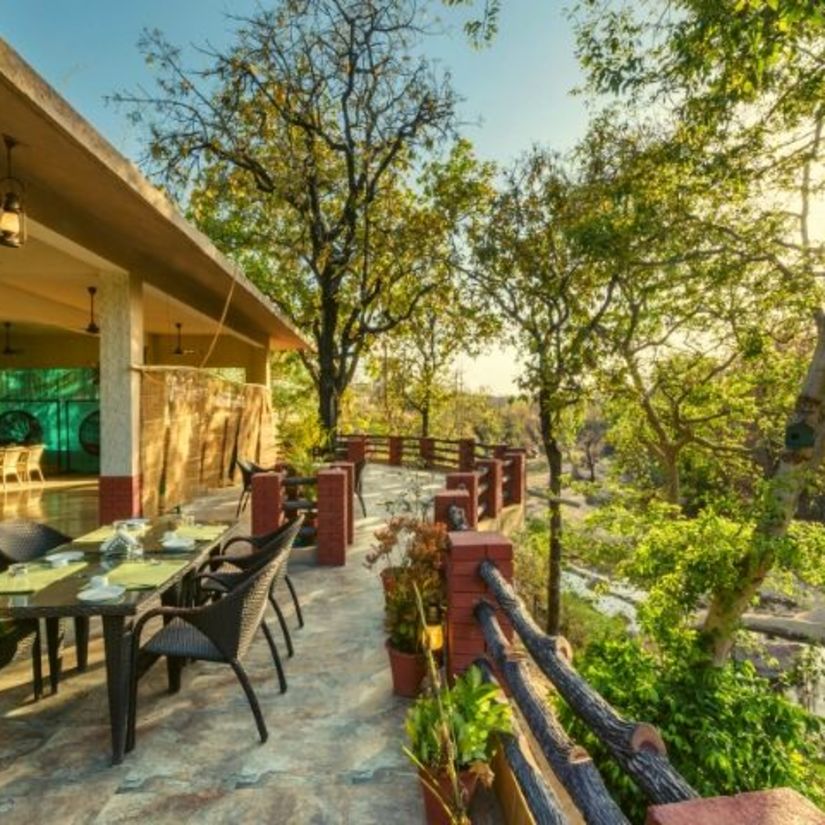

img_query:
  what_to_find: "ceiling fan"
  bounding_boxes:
[173,322,196,356]
[2,321,22,355]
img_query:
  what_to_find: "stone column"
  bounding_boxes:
[99,271,143,523]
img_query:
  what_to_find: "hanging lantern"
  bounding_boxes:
[0,136,26,249]
[85,286,100,335]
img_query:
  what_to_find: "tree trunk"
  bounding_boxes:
[701,309,825,664]
[546,436,563,636]
[661,448,680,506]
[421,403,430,438]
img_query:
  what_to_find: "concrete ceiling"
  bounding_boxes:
[0,38,309,353]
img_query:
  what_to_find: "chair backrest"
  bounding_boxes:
[26,445,44,467]
[190,553,287,661]
[1,447,22,474]
[223,516,305,578]
[0,521,73,568]
[236,459,256,490]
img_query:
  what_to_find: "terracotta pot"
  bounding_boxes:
[418,767,480,825]
[386,640,426,698]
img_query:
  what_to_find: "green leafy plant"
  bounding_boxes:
[384,566,442,654]
[405,664,512,772]
[556,638,825,823]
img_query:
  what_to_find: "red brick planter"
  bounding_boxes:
[418,767,480,825]
[386,641,426,698]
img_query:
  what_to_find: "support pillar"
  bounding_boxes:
[458,438,476,472]
[346,435,367,465]
[419,437,435,468]
[504,451,526,506]
[251,472,284,536]
[389,436,403,466]
[331,461,355,544]
[99,271,143,524]
[434,488,472,530]
[445,472,479,529]
[445,531,514,677]
[317,468,347,565]
[476,458,503,520]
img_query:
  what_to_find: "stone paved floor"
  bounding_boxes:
[0,465,448,824]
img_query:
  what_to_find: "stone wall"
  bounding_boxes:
[139,367,277,515]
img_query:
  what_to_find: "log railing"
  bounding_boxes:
[436,519,701,824]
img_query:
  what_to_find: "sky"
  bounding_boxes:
[0,1,589,395]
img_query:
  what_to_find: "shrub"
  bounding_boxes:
[555,637,824,823]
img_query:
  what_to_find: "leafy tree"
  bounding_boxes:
[574,0,825,663]
[472,147,618,634]
[114,0,462,440]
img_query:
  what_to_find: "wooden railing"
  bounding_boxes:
[435,521,700,824]
[337,433,527,523]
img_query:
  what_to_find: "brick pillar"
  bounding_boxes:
[646,788,825,825]
[419,437,435,467]
[445,531,514,677]
[445,472,479,529]
[251,472,284,536]
[504,451,526,506]
[346,435,367,465]
[99,477,141,524]
[434,488,472,530]
[389,436,403,466]
[331,461,355,544]
[317,468,347,565]
[476,458,503,519]
[458,438,475,472]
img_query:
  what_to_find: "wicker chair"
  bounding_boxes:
[0,446,23,491]
[0,521,91,696]
[127,553,287,750]
[21,445,45,484]
[198,516,304,659]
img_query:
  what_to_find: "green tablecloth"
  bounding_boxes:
[0,562,87,594]
[106,560,189,590]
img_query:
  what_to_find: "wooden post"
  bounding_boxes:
[419,436,435,467]
[477,458,503,519]
[505,451,527,506]
[389,435,403,466]
[346,435,367,465]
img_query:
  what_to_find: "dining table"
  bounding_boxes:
[0,516,236,765]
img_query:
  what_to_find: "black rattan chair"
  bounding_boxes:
[198,516,304,658]
[127,553,287,750]
[354,459,367,518]
[234,459,256,517]
[0,521,90,696]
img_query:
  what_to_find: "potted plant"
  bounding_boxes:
[384,566,441,697]
[405,663,512,824]
[366,516,447,598]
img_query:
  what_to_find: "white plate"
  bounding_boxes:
[161,536,196,551]
[45,550,84,565]
[77,585,125,602]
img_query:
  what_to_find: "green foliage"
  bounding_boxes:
[556,638,825,822]
[405,664,512,771]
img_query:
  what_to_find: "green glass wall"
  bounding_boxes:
[0,368,100,474]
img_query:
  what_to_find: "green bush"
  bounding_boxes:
[555,638,824,823]
[559,592,628,653]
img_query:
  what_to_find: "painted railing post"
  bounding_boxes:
[317,468,347,565]
[445,472,479,529]
[389,435,403,466]
[458,438,476,472]
[434,488,471,529]
[251,471,284,535]
[346,435,367,465]
[504,451,527,506]
[330,460,355,544]
[444,531,514,677]
[419,436,435,467]
[493,444,509,460]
